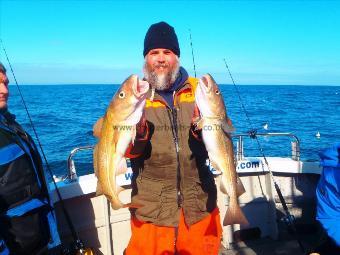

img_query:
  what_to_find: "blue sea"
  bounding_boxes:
[7,85,340,177]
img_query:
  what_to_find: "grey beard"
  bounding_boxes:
[143,63,180,91]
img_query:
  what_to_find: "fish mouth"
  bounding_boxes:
[124,76,149,125]
[132,76,149,99]
[199,74,211,93]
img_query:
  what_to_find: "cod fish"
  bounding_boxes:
[93,75,149,209]
[195,74,249,226]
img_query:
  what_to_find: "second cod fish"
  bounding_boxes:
[93,75,149,209]
[195,74,249,226]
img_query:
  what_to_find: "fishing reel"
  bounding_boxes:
[247,129,258,139]
[60,240,95,255]
[279,210,300,236]
[280,213,296,227]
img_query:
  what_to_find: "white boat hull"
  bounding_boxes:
[50,157,322,254]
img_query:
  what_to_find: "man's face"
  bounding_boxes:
[143,48,180,90]
[0,71,9,110]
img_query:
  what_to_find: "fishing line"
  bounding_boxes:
[223,58,306,253]
[0,39,89,254]
[223,59,270,169]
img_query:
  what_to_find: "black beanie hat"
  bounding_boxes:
[0,62,6,73]
[143,22,180,57]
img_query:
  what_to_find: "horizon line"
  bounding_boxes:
[8,83,340,87]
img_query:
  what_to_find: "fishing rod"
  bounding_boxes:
[223,58,306,254]
[189,29,197,78]
[0,39,93,255]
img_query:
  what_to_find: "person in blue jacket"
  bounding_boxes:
[313,142,340,254]
[0,62,60,254]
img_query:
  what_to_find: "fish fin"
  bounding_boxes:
[93,144,99,175]
[220,177,229,195]
[93,145,103,196]
[223,204,249,226]
[195,118,204,130]
[220,173,229,196]
[96,181,103,196]
[107,185,125,210]
[93,117,104,138]
[236,175,246,197]
[220,175,246,197]
[116,185,126,194]
[209,160,219,172]
[221,118,235,133]
[116,158,128,175]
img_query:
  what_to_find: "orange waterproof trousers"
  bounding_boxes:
[125,208,222,255]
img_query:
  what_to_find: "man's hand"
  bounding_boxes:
[136,111,148,139]
[191,104,202,140]
[125,111,149,158]
[191,104,201,128]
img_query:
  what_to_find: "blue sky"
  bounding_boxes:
[0,0,339,85]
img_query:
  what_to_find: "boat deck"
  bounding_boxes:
[219,223,323,255]
[220,238,310,255]
[51,157,324,255]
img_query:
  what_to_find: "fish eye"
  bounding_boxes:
[118,91,125,98]
[215,90,220,95]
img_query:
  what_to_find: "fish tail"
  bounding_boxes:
[110,200,124,210]
[103,193,119,209]
[108,185,126,210]
[236,176,246,197]
[223,204,249,226]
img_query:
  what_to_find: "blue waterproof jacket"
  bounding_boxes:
[0,240,9,255]
[0,112,60,254]
[316,142,340,246]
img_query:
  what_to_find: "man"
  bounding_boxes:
[124,22,222,255]
[313,143,340,254]
[0,62,60,254]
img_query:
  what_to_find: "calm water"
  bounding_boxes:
[7,85,340,177]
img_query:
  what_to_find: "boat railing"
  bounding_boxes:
[232,132,300,161]
[66,132,300,180]
[67,145,95,181]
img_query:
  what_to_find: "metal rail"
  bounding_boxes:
[65,132,300,180]
[232,132,300,161]
[67,145,95,180]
